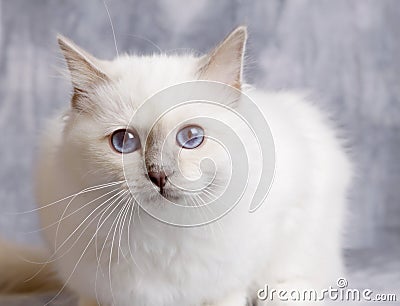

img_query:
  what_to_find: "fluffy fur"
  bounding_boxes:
[0,238,62,295]
[2,26,353,306]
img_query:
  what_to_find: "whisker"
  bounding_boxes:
[95,193,131,305]
[126,199,143,273]
[196,192,226,240]
[201,188,218,200]
[111,199,129,266]
[208,181,225,188]
[54,184,125,249]
[53,190,128,259]
[193,194,220,242]
[126,34,163,53]
[23,190,128,284]
[25,187,122,234]
[103,0,119,57]
[95,191,130,266]
[95,192,130,273]
[10,180,124,215]
[191,195,211,224]
[117,199,132,263]
[43,201,118,306]
[44,191,130,306]
[108,199,131,304]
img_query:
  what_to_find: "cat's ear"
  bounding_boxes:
[198,26,247,89]
[57,35,109,108]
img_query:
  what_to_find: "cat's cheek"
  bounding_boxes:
[176,155,203,181]
[202,143,232,175]
[118,156,145,180]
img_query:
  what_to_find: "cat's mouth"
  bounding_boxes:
[158,188,180,201]
[140,184,182,202]
[125,180,182,202]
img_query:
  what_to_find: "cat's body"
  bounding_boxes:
[31,27,353,306]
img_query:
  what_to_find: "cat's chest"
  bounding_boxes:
[98,223,252,305]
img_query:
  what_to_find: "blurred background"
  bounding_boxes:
[0,0,399,305]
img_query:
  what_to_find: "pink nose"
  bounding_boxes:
[148,171,167,189]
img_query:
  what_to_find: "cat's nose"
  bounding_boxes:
[148,171,167,189]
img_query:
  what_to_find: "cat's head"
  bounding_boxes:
[58,26,248,223]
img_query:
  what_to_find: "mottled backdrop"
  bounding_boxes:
[0,0,399,304]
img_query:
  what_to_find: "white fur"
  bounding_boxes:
[35,28,352,306]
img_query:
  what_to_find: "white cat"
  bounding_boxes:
[2,26,353,306]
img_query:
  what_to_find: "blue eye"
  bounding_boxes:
[110,129,141,154]
[176,125,204,149]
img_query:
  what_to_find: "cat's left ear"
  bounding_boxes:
[57,35,109,109]
[199,26,247,89]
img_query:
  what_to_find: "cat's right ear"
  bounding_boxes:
[198,26,247,90]
[57,35,109,109]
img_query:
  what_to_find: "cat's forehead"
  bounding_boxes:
[92,54,201,128]
[109,54,200,103]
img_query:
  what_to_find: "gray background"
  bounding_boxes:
[0,0,399,304]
